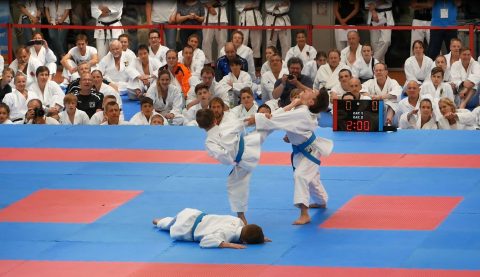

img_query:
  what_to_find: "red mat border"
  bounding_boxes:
[1,261,479,277]
[1,148,479,168]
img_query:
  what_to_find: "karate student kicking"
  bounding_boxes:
[153,208,270,249]
[246,88,333,225]
[196,108,266,225]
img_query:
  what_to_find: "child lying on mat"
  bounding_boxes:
[153,208,271,249]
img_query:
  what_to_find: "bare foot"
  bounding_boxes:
[309,203,327,209]
[152,218,161,226]
[292,215,311,225]
[238,213,248,225]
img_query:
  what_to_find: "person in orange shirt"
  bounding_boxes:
[160,49,192,98]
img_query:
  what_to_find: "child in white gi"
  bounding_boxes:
[247,88,332,225]
[196,108,266,225]
[153,208,270,249]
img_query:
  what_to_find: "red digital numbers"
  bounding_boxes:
[346,120,371,131]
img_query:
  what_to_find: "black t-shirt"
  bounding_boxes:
[274,74,314,108]
[72,90,103,118]
[0,81,12,102]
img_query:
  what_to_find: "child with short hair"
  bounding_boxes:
[257,103,272,115]
[130,97,158,125]
[153,208,270,249]
[247,88,333,225]
[183,83,212,126]
[196,108,267,225]
[58,94,90,125]
[230,87,259,120]
[0,103,12,124]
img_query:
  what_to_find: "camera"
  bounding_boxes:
[287,74,295,80]
[33,107,45,118]
[27,40,43,47]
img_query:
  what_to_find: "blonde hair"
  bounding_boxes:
[438,97,456,113]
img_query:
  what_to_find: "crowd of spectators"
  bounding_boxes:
[0,0,479,129]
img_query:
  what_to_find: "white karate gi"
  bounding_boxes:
[127,56,161,97]
[145,83,184,125]
[264,98,280,112]
[314,63,350,91]
[236,0,263,59]
[202,1,228,64]
[260,60,287,75]
[129,111,160,125]
[264,0,291,59]
[220,44,256,80]
[179,48,206,78]
[450,59,480,89]
[186,79,229,107]
[437,109,477,130]
[156,208,244,248]
[89,110,125,125]
[97,82,123,109]
[149,45,169,67]
[182,102,204,126]
[1,119,13,124]
[365,0,394,63]
[27,80,65,109]
[399,112,438,129]
[362,77,402,122]
[396,97,419,123]
[261,68,289,102]
[340,44,362,68]
[97,51,138,93]
[285,44,317,67]
[404,55,434,85]
[58,109,90,125]
[301,60,319,82]
[29,46,57,75]
[0,55,3,77]
[218,71,253,104]
[2,89,29,122]
[91,1,123,59]
[420,81,454,118]
[9,57,42,88]
[351,57,379,82]
[205,118,263,213]
[255,106,333,207]
[229,102,259,120]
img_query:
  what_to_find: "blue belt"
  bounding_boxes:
[230,134,245,175]
[291,133,321,170]
[191,212,206,240]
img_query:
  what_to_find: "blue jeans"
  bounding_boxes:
[48,23,68,59]
[153,21,177,50]
[20,16,34,45]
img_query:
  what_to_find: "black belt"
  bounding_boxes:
[242,9,259,26]
[98,18,120,41]
[12,118,23,122]
[206,3,224,25]
[266,12,289,17]
[375,7,392,12]
[267,12,289,40]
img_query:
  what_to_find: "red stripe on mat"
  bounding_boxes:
[1,148,479,168]
[1,261,479,277]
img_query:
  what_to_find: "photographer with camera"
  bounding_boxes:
[23,99,59,125]
[272,57,313,108]
[27,32,57,77]
[28,66,64,120]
